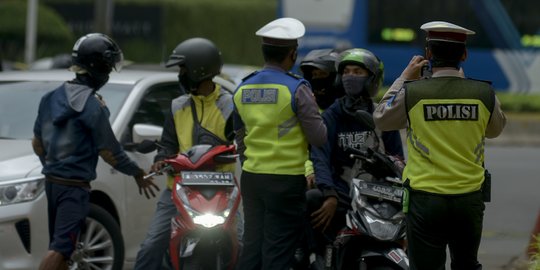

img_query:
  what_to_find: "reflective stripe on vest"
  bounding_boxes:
[404,77,494,194]
[234,69,308,175]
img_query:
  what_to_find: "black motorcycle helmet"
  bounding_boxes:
[299,49,343,109]
[71,33,123,76]
[165,38,222,92]
[299,48,337,80]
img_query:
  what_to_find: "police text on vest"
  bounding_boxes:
[423,104,478,121]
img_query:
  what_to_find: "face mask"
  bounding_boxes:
[91,73,110,90]
[342,74,368,98]
[179,74,200,94]
[310,77,336,110]
[75,73,109,90]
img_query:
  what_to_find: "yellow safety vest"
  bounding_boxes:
[233,69,308,175]
[404,77,494,194]
[166,85,234,189]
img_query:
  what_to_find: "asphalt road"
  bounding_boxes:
[474,145,538,269]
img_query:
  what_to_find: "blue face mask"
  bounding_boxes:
[342,75,369,98]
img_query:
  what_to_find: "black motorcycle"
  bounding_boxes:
[306,111,409,270]
[331,146,408,270]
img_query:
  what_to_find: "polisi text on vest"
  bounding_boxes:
[423,103,478,121]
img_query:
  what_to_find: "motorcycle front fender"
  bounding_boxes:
[361,247,409,269]
[180,237,201,258]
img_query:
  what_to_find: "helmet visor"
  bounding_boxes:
[112,50,124,72]
[165,55,186,68]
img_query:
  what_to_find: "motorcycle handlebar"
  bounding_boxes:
[144,164,173,180]
[143,172,157,180]
[214,154,239,164]
[348,147,373,161]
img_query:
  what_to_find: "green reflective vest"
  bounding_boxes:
[234,69,308,175]
[404,77,495,194]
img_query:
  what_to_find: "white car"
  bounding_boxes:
[0,69,237,270]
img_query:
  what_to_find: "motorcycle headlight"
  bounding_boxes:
[175,183,239,228]
[362,209,401,241]
[0,177,45,206]
[193,214,226,228]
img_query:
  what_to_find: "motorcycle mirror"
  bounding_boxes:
[353,110,376,131]
[136,139,158,154]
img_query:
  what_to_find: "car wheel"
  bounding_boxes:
[69,204,124,270]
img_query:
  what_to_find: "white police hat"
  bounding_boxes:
[421,21,475,43]
[256,17,305,46]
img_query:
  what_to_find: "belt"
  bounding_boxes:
[46,175,91,188]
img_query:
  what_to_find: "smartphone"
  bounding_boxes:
[420,64,432,79]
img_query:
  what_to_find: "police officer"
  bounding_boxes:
[32,33,159,270]
[233,17,327,270]
[373,21,507,270]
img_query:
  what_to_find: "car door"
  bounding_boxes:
[117,82,182,262]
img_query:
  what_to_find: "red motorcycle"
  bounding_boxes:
[145,143,242,270]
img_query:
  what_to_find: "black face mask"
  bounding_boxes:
[310,77,337,110]
[342,75,369,98]
[179,74,200,94]
[74,73,109,91]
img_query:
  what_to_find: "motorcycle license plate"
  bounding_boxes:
[357,180,403,203]
[180,171,235,186]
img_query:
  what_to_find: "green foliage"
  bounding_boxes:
[160,1,276,66]
[38,0,277,66]
[0,0,74,62]
[529,235,540,269]
[497,92,540,113]
[375,87,540,113]
[120,38,164,65]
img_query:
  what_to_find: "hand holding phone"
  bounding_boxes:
[420,64,432,79]
[401,55,430,80]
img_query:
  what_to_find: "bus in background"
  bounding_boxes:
[279,0,540,93]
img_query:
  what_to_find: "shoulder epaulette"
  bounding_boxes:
[286,72,302,80]
[466,77,492,85]
[241,71,259,82]
[403,78,423,84]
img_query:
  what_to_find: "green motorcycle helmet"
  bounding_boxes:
[336,48,384,98]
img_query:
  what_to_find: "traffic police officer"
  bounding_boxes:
[233,17,327,270]
[373,21,507,270]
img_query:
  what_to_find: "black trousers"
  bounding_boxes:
[406,189,485,270]
[304,189,350,253]
[238,171,307,270]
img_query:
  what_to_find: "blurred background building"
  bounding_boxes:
[1,0,539,92]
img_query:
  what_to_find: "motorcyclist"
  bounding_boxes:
[133,37,238,269]
[306,48,404,268]
[299,48,344,111]
[300,49,345,189]
[32,33,159,270]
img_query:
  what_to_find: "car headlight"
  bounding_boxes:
[0,177,45,206]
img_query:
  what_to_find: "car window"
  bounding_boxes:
[122,83,183,143]
[0,81,131,140]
